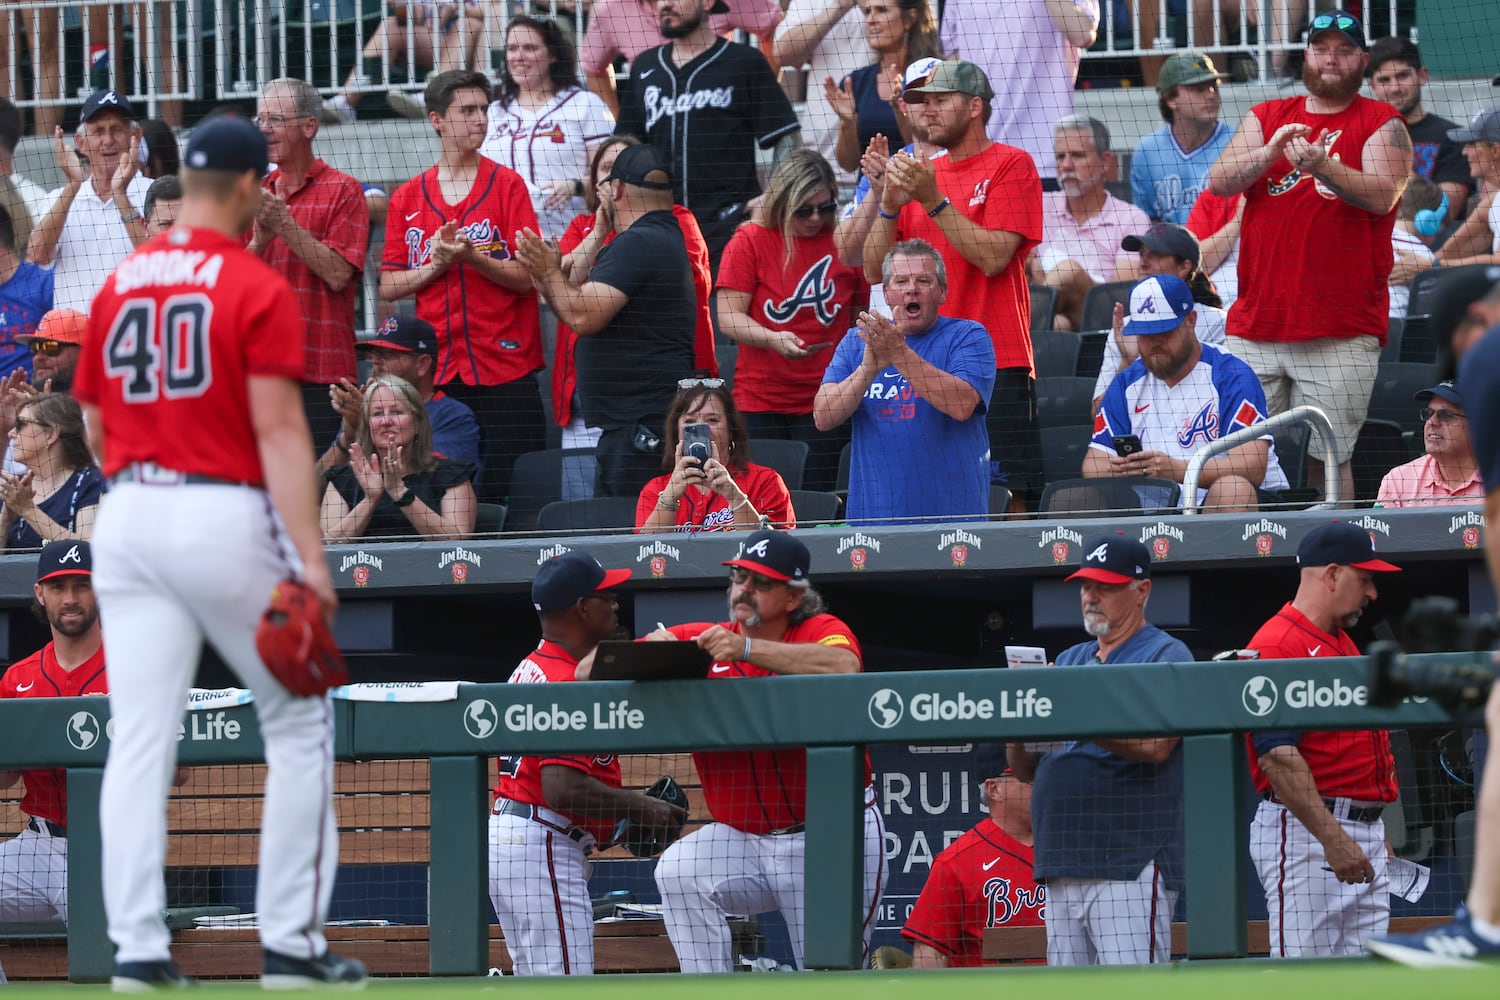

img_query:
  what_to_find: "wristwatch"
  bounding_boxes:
[393,488,417,508]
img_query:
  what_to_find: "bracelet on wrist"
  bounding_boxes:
[877,206,899,220]
[742,636,752,662]
[926,197,951,218]
[118,210,142,225]
[657,494,681,510]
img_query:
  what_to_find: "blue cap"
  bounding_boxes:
[973,743,1011,779]
[532,550,632,613]
[184,116,269,178]
[1296,522,1400,572]
[723,529,810,584]
[1414,380,1463,408]
[79,90,135,125]
[1067,534,1152,584]
[37,541,92,583]
[362,315,438,359]
[1122,274,1195,337]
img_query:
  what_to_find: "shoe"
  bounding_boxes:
[319,96,356,125]
[263,950,367,990]
[111,960,191,992]
[1367,906,1500,968]
[387,91,427,120]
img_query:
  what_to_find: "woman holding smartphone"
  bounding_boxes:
[635,382,795,534]
[716,150,867,493]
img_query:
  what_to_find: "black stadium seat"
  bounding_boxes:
[536,498,638,533]
[1033,332,1082,379]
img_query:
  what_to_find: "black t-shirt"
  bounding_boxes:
[326,459,477,538]
[1408,114,1474,192]
[577,210,697,428]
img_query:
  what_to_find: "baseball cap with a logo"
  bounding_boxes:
[361,316,438,359]
[532,550,632,613]
[723,529,810,584]
[79,89,135,125]
[1414,380,1463,408]
[1448,108,1500,145]
[37,540,92,583]
[1121,223,1202,267]
[184,115,270,178]
[902,60,994,103]
[1296,522,1401,572]
[1156,52,1230,94]
[1307,9,1365,50]
[18,309,88,347]
[903,57,944,90]
[1067,535,1152,585]
[1122,274,1195,337]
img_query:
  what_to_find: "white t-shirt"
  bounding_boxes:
[1388,228,1434,320]
[46,174,151,311]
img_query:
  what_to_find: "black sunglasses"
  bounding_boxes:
[1420,407,1465,424]
[793,200,839,220]
[729,567,784,592]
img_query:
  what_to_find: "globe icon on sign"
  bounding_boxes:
[1242,676,1277,717]
[868,689,904,729]
[68,711,101,750]
[464,699,498,739]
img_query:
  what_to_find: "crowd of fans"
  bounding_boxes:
[0,1,1497,543]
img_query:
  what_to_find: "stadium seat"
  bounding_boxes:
[1033,332,1082,379]
[1381,315,1404,364]
[787,490,841,526]
[507,448,598,533]
[989,484,1011,517]
[1035,376,1096,428]
[748,438,809,492]
[1029,284,1059,332]
[536,497,638,533]
[1038,425,1093,485]
[1271,423,1311,493]
[1079,280,1135,332]
[1078,331,1108,382]
[1039,477,1181,518]
[473,503,508,536]
[1367,361,1439,435]
[1350,420,1416,504]
[715,342,737,389]
[834,442,852,497]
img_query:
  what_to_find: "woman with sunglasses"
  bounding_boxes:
[636,382,795,534]
[717,150,865,493]
[0,393,103,551]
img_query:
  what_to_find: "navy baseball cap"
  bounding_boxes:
[37,541,92,583]
[1121,223,1201,267]
[1307,9,1365,49]
[1067,534,1152,585]
[723,529,809,584]
[532,550,632,613]
[606,144,673,191]
[973,743,1011,780]
[1122,274,1195,337]
[79,89,135,125]
[1448,108,1500,145]
[1414,380,1463,408]
[1296,522,1401,572]
[362,315,438,358]
[184,116,270,178]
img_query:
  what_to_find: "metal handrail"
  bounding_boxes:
[1181,404,1338,514]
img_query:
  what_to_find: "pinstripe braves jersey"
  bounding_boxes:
[902,821,1044,967]
[0,643,107,824]
[480,88,615,240]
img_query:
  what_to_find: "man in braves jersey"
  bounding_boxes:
[1010,535,1187,966]
[1208,9,1411,504]
[490,550,686,975]
[614,0,801,268]
[647,529,885,971]
[903,743,1044,968]
[75,116,360,989]
[0,541,105,926]
[381,70,546,505]
[1243,521,1401,958]
[1084,274,1287,512]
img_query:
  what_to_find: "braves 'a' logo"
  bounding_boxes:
[763,255,842,326]
[404,218,512,269]
[984,875,1046,926]
[1176,400,1219,449]
[1268,129,1345,198]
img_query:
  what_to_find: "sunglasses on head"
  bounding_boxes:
[729,567,783,591]
[1310,13,1358,32]
[793,200,839,220]
[28,340,69,357]
[678,377,726,390]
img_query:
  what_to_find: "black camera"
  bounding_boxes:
[1366,597,1498,714]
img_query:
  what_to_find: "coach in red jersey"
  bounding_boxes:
[490,550,685,975]
[1208,10,1411,504]
[646,530,886,972]
[1243,521,1401,958]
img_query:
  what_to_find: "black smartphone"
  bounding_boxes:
[801,341,833,353]
[1113,435,1143,456]
[681,423,713,465]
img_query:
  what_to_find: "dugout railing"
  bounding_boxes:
[0,652,1475,981]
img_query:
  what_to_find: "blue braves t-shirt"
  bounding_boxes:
[822,315,996,525]
[1031,624,1190,888]
[1459,324,1500,493]
[1129,123,1233,224]
[0,262,53,379]
[5,466,104,550]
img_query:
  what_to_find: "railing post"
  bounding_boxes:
[802,746,863,970]
[1183,733,1249,958]
[65,766,113,982]
[427,755,490,976]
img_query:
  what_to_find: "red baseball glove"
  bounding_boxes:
[255,579,348,697]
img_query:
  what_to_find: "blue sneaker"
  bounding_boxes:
[263,950,367,990]
[111,960,191,992]
[1367,906,1500,968]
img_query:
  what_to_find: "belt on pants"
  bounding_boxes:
[28,817,66,839]
[1263,792,1386,824]
[110,462,250,488]
[496,799,587,845]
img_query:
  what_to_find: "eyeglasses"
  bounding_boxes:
[28,340,69,357]
[678,377,726,390]
[792,200,839,220]
[1420,407,1466,424]
[729,567,784,592]
[1310,13,1358,32]
[252,114,303,129]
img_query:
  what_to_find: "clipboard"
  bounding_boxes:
[589,640,713,681]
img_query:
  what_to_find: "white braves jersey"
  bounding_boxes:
[1093,303,1230,402]
[479,87,615,239]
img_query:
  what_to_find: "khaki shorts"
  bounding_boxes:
[1226,335,1380,465]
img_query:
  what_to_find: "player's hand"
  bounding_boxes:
[634,793,688,846]
[822,75,856,123]
[301,559,339,630]
[52,127,86,186]
[347,442,386,497]
[1322,829,1376,884]
[1285,128,1330,173]
[111,130,142,196]
[859,134,891,197]
[513,227,562,279]
[1266,123,1313,162]
[887,150,939,211]
[694,623,748,664]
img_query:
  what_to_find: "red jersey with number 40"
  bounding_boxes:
[75,228,304,485]
[491,639,623,844]
[0,643,108,826]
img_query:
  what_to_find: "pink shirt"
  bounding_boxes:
[1376,454,1485,508]
[579,0,783,73]
[1036,190,1149,283]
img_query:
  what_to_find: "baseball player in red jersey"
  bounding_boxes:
[903,744,1045,968]
[1244,521,1401,958]
[73,116,361,989]
[644,530,886,972]
[490,550,686,975]
[0,542,105,925]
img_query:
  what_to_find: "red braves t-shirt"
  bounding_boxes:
[666,615,864,834]
[491,639,623,844]
[76,228,305,484]
[1243,602,1397,801]
[0,642,107,825]
[717,225,864,413]
[1228,95,1402,344]
[381,159,543,387]
[894,142,1041,374]
[902,821,1044,967]
[634,463,794,531]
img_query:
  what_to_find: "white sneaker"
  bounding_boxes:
[319,94,356,125]
[387,91,427,120]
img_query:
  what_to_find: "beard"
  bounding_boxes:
[50,605,99,638]
[1303,61,1363,103]
[1082,607,1111,638]
[1142,336,1194,380]
[660,4,704,39]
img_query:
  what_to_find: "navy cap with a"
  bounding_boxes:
[1067,534,1152,585]
[79,89,135,125]
[1296,522,1401,573]
[1448,108,1500,145]
[606,144,674,191]
[37,540,92,583]
[362,315,438,359]
[1306,9,1365,49]
[1122,274,1195,337]
[973,743,1011,780]
[723,529,810,584]
[1121,223,1201,267]
[1414,380,1463,408]
[533,550,631,613]
[184,116,270,178]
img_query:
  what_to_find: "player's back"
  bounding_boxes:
[76,228,306,487]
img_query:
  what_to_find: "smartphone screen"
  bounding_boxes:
[681,423,713,464]
[1113,435,1143,456]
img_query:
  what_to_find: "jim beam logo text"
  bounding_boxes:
[838,532,882,570]
[439,546,482,584]
[1450,510,1486,550]
[938,528,981,568]
[339,550,383,587]
[1040,526,1083,565]
[536,543,572,565]
[1139,521,1184,561]
[1350,515,1391,549]
[1242,518,1288,557]
[637,540,680,579]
